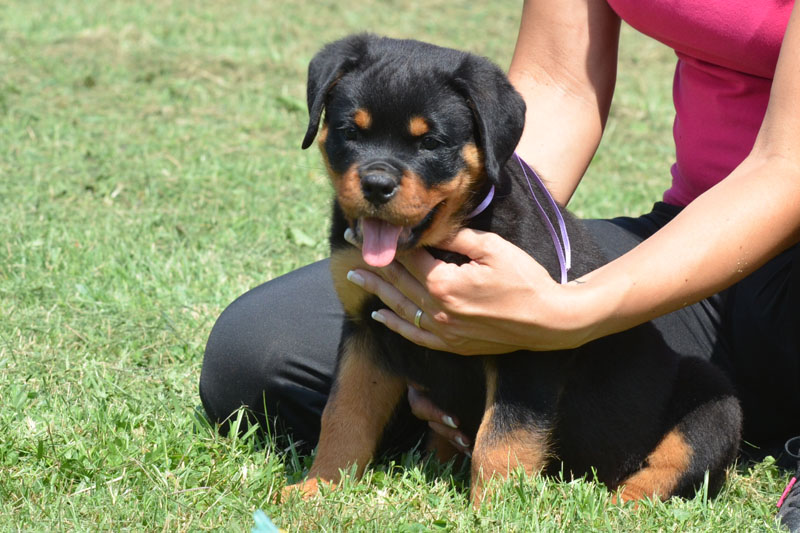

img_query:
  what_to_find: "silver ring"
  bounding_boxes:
[413,308,424,328]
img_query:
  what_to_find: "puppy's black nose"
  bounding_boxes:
[359,161,400,206]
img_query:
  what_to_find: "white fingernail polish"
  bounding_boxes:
[344,228,357,245]
[371,311,386,324]
[347,270,364,287]
[455,435,470,448]
[442,415,457,429]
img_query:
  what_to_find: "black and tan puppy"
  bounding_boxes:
[286,34,742,504]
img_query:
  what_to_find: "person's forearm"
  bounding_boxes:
[570,154,800,345]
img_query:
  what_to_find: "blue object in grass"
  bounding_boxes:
[252,510,282,533]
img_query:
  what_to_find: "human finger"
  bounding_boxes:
[348,264,433,318]
[370,308,450,351]
[393,245,445,286]
[407,386,471,453]
[408,385,458,427]
[344,227,359,247]
[428,421,472,454]
[394,229,492,283]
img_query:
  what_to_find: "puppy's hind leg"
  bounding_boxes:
[615,358,742,503]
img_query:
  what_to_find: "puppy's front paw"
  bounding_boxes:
[280,478,332,502]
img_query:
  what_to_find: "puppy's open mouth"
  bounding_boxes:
[354,205,439,267]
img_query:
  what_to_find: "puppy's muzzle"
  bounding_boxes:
[359,160,401,206]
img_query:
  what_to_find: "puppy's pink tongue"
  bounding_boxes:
[361,217,403,267]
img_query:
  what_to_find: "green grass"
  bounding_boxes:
[0,1,789,531]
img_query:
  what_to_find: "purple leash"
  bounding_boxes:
[515,153,572,284]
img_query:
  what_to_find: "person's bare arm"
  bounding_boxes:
[508,0,620,204]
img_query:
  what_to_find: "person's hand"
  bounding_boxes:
[407,385,472,455]
[344,227,594,355]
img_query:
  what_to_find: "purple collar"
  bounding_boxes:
[464,184,495,220]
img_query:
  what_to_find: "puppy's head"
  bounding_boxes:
[303,34,525,267]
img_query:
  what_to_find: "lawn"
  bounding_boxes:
[0,0,789,531]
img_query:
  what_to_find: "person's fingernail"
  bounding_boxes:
[344,227,357,246]
[442,415,457,429]
[347,270,365,287]
[371,310,386,324]
[455,435,470,448]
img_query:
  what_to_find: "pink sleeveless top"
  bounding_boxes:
[605,0,793,206]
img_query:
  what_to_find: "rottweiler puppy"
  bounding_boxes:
[286,34,742,505]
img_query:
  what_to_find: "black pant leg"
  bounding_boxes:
[726,244,800,448]
[199,259,342,450]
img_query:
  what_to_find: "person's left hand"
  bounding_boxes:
[344,227,589,355]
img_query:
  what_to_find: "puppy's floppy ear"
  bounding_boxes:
[302,34,372,149]
[451,55,526,183]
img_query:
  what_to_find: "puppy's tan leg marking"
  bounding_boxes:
[470,419,551,507]
[469,360,550,507]
[613,429,693,503]
[284,332,406,499]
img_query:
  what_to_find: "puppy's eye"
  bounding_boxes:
[420,136,442,150]
[342,127,359,141]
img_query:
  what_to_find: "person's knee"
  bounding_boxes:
[199,292,283,432]
[198,267,340,443]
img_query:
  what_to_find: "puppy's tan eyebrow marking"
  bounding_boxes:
[354,109,372,129]
[408,116,430,136]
